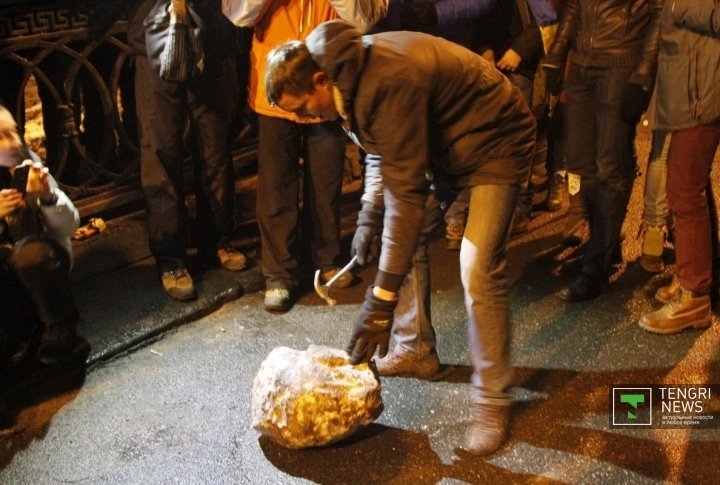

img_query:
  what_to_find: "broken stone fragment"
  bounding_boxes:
[251,345,383,449]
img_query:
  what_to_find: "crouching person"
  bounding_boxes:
[264,20,536,455]
[0,105,86,366]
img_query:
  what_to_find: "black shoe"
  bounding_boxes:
[558,273,605,302]
[37,326,89,366]
[545,172,566,212]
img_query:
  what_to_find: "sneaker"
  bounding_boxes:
[465,402,509,456]
[639,286,711,334]
[161,267,197,301]
[37,325,89,366]
[264,287,292,312]
[218,246,247,272]
[374,349,440,379]
[655,275,680,304]
[445,222,464,250]
[321,267,354,289]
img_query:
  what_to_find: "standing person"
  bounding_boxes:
[241,0,387,312]
[543,0,662,301]
[638,129,671,273]
[127,0,247,302]
[0,105,85,365]
[265,20,536,455]
[639,0,720,334]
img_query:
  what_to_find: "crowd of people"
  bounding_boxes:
[1,0,718,458]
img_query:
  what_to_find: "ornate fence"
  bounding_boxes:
[0,1,258,218]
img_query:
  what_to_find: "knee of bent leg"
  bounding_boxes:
[10,239,63,274]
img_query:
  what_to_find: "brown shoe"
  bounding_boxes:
[655,275,680,304]
[639,225,666,273]
[161,267,197,301]
[465,402,509,456]
[374,349,440,380]
[639,286,711,334]
[218,246,247,272]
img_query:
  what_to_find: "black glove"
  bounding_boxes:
[346,286,397,364]
[543,65,563,96]
[400,0,438,33]
[351,203,382,266]
[621,82,651,125]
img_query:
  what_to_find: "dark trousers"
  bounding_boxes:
[257,115,345,289]
[667,122,720,294]
[8,237,77,329]
[134,54,238,271]
[564,64,637,277]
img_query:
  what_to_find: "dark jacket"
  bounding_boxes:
[306,20,536,286]
[544,0,663,89]
[650,0,720,131]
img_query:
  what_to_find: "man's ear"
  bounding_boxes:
[311,71,331,88]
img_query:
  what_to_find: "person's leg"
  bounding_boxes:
[462,181,520,455]
[257,115,302,298]
[581,67,636,278]
[444,188,469,250]
[639,131,671,272]
[10,238,86,364]
[639,123,720,333]
[375,193,442,378]
[302,121,346,275]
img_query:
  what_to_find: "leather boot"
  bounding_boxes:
[655,275,680,304]
[639,286,711,334]
[639,224,666,273]
[545,171,566,212]
[465,402,509,456]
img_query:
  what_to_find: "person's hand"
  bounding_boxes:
[543,65,564,96]
[400,0,438,33]
[25,160,54,202]
[496,49,522,72]
[621,82,651,125]
[0,188,24,218]
[346,286,397,364]
[351,203,382,265]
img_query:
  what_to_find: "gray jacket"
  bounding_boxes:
[650,0,720,131]
[306,20,536,289]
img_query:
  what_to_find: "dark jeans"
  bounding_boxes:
[257,115,345,289]
[564,64,637,277]
[8,237,78,329]
[134,54,238,272]
[667,122,720,294]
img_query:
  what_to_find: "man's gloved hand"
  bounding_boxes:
[621,82,651,125]
[543,65,564,96]
[400,0,438,33]
[346,286,397,364]
[351,202,382,266]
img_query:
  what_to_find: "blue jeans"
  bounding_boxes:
[564,64,637,277]
[461,183,520,405]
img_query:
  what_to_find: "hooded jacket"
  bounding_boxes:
[306,20,536,288]
[650,0,720,131]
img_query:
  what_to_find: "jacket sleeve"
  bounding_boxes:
[628,0,663,89]
[364,83,430,292]
[361,153,385,208]
[543,0,578,68]
[40,177,80,241]
[509,23,543,63]
[671,0,720,36]
[330,0,389,33]
[434,0,499,26]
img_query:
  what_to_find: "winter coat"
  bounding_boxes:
[650,0,720,131]
[545,0,663,89]
[306,20,536,281]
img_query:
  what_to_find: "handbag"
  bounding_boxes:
[144,0,204,82]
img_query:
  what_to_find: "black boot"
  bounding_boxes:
[37,318,88,366]
[545,171,566,212]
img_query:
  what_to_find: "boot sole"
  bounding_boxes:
[639,318,711,335]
